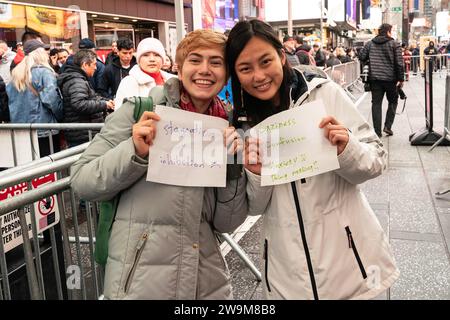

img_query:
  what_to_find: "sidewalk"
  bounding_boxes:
[226,74,450,300]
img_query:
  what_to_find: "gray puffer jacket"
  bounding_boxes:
[359,35,404,82]
[70,78,248,299]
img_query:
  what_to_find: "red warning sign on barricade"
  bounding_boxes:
[0,173,60,252]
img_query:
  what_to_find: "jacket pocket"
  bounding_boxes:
[345,226,367,279]
[264,239,272,292]
[124,230,149,294]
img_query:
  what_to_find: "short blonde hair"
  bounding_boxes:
[175,29,227,70]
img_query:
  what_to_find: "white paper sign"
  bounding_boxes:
[254,100,340,186]
[146,106,229,187]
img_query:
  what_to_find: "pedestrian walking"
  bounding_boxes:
[424,41,438,72]
[70,29,247,299]
[402,43,411,81]
[225,19,398,300]
[114,37,176,109]
[359,23,404,137]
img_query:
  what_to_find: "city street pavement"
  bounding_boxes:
[224,72,450,300]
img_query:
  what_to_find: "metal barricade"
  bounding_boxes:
[0,123,103,169]
[324,60,362,101]
[409,54,450,79]
[0,126,261,299]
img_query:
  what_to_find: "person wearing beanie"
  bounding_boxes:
[114,37,176,109]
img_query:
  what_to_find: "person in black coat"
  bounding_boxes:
[59,38,106,93]
[312,43,325,67]
[58,50,114,147]
[98,38,137,99]
[0,75,9,123]
[359,23,404,137]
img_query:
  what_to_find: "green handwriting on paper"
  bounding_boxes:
[291,161,319,177]
[270,153,307,169]
[270,160,320,183]
[259,118,297,133]
[270,136,306,148]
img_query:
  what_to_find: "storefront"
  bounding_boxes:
[0,1,81,51]
[0,1,193,60]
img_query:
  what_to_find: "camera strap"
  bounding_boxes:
[396,97,407,115]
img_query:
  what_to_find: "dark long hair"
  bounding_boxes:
[225,19,294,127]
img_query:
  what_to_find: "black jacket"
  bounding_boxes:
[98,55,137,99]
[0,76,9,123]
[60,55,106,93]
[314,49,326,67]
[57,64,108,143]
[359,35,404,82]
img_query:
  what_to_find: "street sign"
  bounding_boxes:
[391,7,402,12]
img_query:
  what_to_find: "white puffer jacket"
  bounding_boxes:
[114,64,176,109]
[247,66,399,300]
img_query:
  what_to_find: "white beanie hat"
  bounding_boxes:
[136,37,166,63]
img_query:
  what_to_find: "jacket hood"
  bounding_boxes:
[111,55,137,69]
[290,65,330,107]
[371,35,393,45]
[57,64,88,87]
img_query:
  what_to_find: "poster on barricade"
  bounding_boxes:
[253,100,340,186]
[0,173,60,252]
[146,105,228,187]
[0,129,40,168]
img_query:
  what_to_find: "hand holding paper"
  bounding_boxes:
[252,99,341,186]
[132,111,161,158]
[319,115,349,155]
[146,106,229,187]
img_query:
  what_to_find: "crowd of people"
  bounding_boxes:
[0,31,179,155]
[281,35,358,69]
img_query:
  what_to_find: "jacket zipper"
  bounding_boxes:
[124,231,149,293]
[290,182,319,300]
[345,226,367,279]
[263,239,272,292]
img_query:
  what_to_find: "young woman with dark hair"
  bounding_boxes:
[226,19,399,300]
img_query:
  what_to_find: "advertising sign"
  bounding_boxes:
[26,6,64,38]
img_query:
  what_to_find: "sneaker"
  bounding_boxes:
[383,127,393,136]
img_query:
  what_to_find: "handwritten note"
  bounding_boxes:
[146,105,229,187]
[253,99,340,186]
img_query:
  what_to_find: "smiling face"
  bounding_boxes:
[139,52,163,74]
[235,36,286,105]
[178,47,226,109]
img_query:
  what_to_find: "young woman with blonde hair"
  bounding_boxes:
[7,41,63,155]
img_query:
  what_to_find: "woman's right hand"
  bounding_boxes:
[244,137,262,175]
[132,111,161,158]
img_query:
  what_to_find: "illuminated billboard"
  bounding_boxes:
[201,0,239,31]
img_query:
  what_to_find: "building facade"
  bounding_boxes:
[0,0,194,60]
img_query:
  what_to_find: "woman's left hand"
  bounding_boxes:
[224,126,243,156]
[319,116,349,155]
